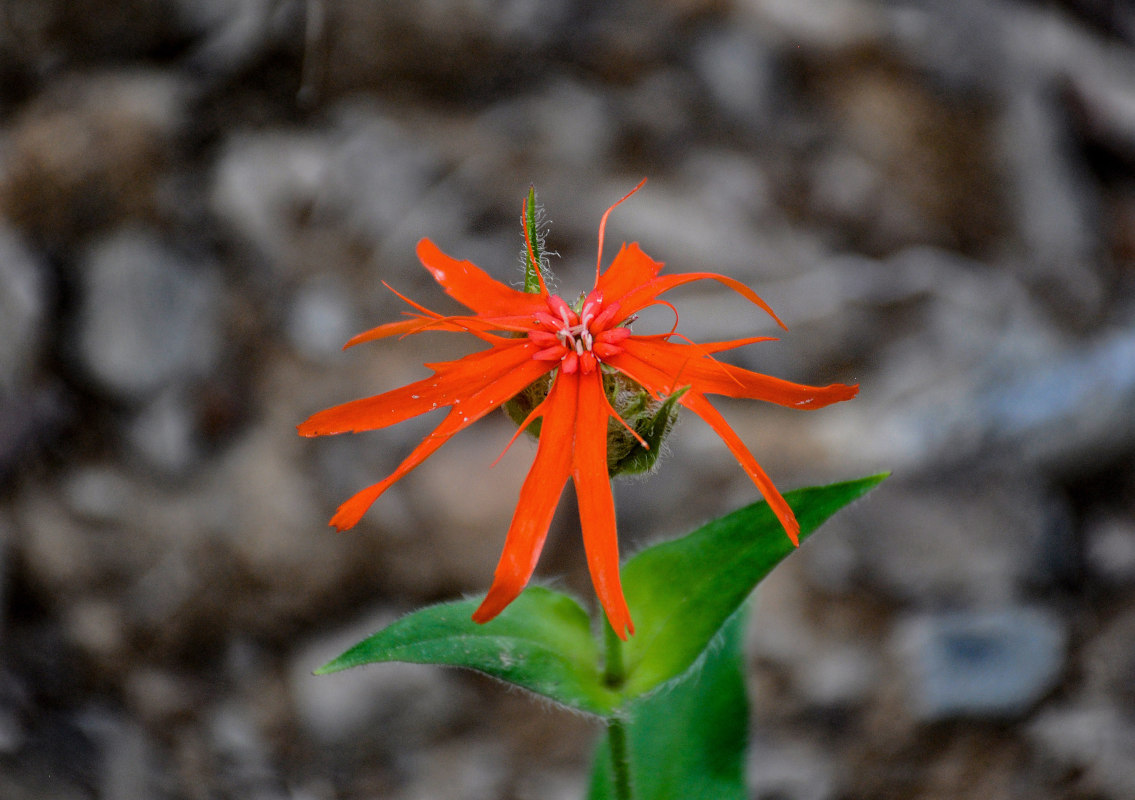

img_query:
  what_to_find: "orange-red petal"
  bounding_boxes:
[298,340,537,436]
[417,238,548,317]
[602,340,851,545]
[326,356,553,530]
[473,371,578,623]
[595,243,665,307]
[644,334,778,355]
[610,338,858,409]
[573,370,634,639]
[618,271,789,331]
[342,317,438,349]
[682,390,800,544]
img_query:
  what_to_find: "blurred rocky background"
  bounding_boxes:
[2,0,1134,797]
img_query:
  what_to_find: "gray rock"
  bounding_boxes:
[76,707,159,800]
[210,107,443,282]
[122,667,200,730]
[73,229,221,401]
[0,670,29,755]
[512,769,586,800]
[0,707,23,756]
[795,642,879,711]
[208,700,288,800]
[804,144,885,232]
[590,175,778,287]
[1028,703,1135,800]
[819,246,1135,477]
[0,71,187,244]
[1084,513,1135,587]
[61,599,128,667]
[886,0,1014,93]
[123,388,203,475]
[320,106,443,242]
[481,79,615,169]
[819,478,1058,606]
[315,0,571,96]
[976,325,1135,470]
[997,89,1104,314]
[746,730,836,800]
[749,559,879,712]
[0,382,73,484]
[60,465,136,525]
[690,26,775,128]
[1067,54,1135,165]
[286,276,358,360]
[894,323,1135,475]
[210,130,332,268]
[1080,601,1135,706]
[178,0,298,84]
[894,606,1067,720]
[738,0,884,51]
[0,227,48,390]
[395,738,510,800]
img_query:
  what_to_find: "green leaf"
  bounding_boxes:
[619,473,888,698]
[588,609,750,800]
[315,587,620,715]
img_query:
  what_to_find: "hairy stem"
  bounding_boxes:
[603,619,633,800]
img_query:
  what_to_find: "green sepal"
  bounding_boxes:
[522,185,547,294]
[606,382,687,476]
[501,372,551,435]
[314,586,620,715]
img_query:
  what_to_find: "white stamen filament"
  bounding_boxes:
[554,320,596,354]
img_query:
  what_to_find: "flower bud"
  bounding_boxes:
[603,374,687,476]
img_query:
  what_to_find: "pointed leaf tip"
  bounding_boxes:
[617,473,887,699]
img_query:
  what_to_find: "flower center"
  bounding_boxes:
[528,289,630,374]
[554,301,594,355]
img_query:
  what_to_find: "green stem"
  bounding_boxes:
[607,716,633,800]
[603,617,625,687]
[603,620,633,800]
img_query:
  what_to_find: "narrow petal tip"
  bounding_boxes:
[608,616,634,641]
[784,515,801,547]
[328,484,389,531]
[471,582,520,625]
[329,508,364,532]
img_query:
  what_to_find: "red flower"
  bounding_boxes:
[298,183,857,639]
